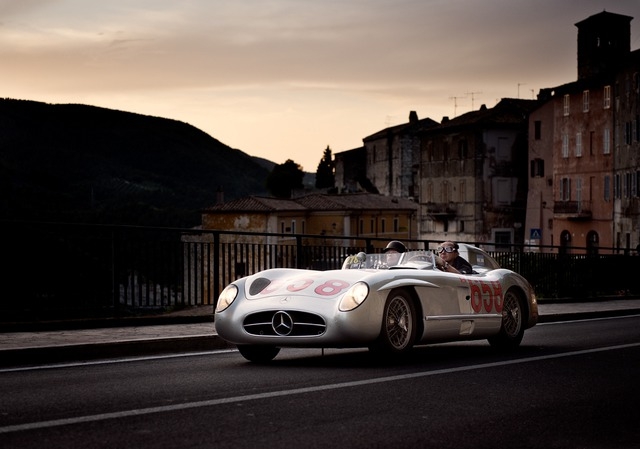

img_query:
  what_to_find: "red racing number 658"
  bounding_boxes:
[466,279,503,313]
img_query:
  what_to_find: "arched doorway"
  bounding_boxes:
[559,230,571,255]
[586,231,599,256]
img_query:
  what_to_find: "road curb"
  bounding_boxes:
[538,308,640,323]
[0,335,234,368]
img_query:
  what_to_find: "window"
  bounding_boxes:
[459,180,466,202]
[614,174,621,199]
[497,137,510,160]
[458,140,468,159]
[370,219,374,234]
[562,133,569,158]
[441,180,450,203]
[604,175,611,202]
[563,94,570,116]
[576,178,582,205]
[560,177,571,201]
[603,128,611,154]
[534,121,541,140]
[291,220,296,234]
[604,85,611,109]
[393,217,399,233]
[426,181,433,202]
[625,172,632,198]
[359,219,363,235]
[493,230,513,250]
[494,178,513,205]
[625,122,632,145]
[381,218,386,233]
[576,132,582,157]
[530,158,545,177]
[443,141,450,161]
[583,90,589,112]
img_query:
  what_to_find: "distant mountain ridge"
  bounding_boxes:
[0,98,275,227]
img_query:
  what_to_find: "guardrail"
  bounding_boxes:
[1,220,638,323]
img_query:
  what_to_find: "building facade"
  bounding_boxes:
[202,193,418,251]
[363,111,437,199]
[418,99,536,248]
[525,10,638,254]
[613,50,640,252]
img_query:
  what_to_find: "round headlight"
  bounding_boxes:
[339,281,369,311]
[215,284,238,313]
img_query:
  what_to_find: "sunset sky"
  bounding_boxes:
[2,0,639,172]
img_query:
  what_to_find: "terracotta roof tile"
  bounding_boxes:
[204,193,417,212]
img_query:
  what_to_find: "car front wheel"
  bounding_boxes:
[370,288,417,355]
[237,345,280,363]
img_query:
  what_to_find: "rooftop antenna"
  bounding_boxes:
[517,83,527,99]
[385,115,397,127]
[449,95,466,117]
[465,91,482,110]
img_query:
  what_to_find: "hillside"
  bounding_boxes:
[0,98,273,227]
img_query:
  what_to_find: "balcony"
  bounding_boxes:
[553,200,592,220]
[425,202,457,219]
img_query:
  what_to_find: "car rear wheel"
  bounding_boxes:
[488,289,525,350]
[237,345,280,363]
[370,288,417,354]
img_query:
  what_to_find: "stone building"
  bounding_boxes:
[613,48,640,252]
[202,192,418,250]
[333,146,368,194]
[418,99,537,248]
[525,10,638,253]
[363,111,438,199]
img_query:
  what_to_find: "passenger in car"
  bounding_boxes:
[435,241,473,274]
[381,240,407,267]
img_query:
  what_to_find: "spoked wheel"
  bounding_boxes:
[370,288,417,355]
[237,345,280,363]
[488,289,526,350]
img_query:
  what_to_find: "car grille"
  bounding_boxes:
[243,311,327,337]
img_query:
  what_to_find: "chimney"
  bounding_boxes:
[409,111,418,123]
[216,186,224,204]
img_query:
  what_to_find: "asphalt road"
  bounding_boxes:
[1,315,639,449]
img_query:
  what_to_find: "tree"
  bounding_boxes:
[265,159,304,198]
[315,145,335,189]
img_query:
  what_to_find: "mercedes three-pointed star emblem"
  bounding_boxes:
[271,311,293,336]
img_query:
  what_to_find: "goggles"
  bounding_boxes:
[436,246,456,254]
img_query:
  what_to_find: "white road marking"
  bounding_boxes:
[1,341,639,435]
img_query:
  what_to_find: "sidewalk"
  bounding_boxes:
[1,299,639,367]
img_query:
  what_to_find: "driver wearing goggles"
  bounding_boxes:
[435,241,473,274]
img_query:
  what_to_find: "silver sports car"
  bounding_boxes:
[214,244,538,362]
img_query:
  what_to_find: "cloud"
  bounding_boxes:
[2,0,639,170]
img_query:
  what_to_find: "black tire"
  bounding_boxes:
[237,345,280,363]
[488,289,526,350]
[370,288,417,355]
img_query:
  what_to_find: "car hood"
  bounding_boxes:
[240,267,438,301]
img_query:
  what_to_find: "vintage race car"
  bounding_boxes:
[214,244,538,362]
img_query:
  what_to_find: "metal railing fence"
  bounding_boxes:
[1,220,638,323]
